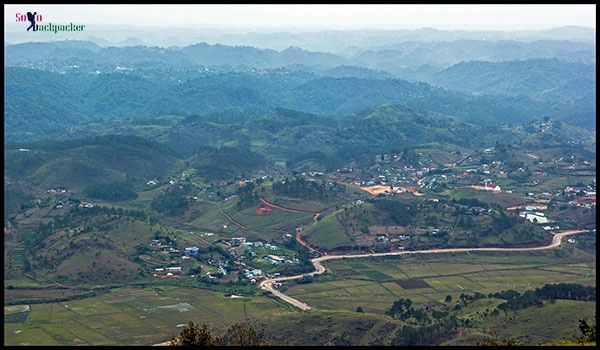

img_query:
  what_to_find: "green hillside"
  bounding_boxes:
[4,135,180,190]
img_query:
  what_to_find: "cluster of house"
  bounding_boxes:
[519,208,552,225]
[377,235,389,243]
[302,171,324,177]
[377,234,411,243]
[263,254,300,265]
[548,156,594,171]
[243,268,263,283]
[206,266,228,279]
[332,164,428,189]
[184,246,199,254]
[205,256,230,279]
[480,162,506,176]
[169,179,184,188]
[228,237,279,250]
[47,188,67,194]
[149,239,179,254]
[230,237,247,246]
[481,179,501,192]
[568,197,596,207]
[244,241,278,256]
[428,228,449,235]
[154,266,182,278]
[79,202,94,208]
[564,186,596,208]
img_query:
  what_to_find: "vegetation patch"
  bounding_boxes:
[4,311,29,323]
[360,269,395,281]
[396,279,432,289]
[335,269,360,277]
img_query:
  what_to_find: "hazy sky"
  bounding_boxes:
[4,4,596,31]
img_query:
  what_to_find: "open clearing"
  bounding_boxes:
[358,185,424,196]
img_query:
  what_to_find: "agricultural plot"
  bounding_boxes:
[4,311,29,323]
[283,250,596,315]
[230,205,311,230]
[394,262,440,278]
[186,202,235,232]
[335,269,360,277]
[261,195,328,213]
[303,212,353,249]
[360,270,395,281]
[4,286,291,346]
[4,305,29,315]
[396,279,431,289]
[423,275,482,293]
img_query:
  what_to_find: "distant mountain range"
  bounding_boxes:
[5,37,595,73]
[4,24,595,52]
[4,35,596,140]
[5,65,567,140]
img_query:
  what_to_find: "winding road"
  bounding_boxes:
[259,229,592,311]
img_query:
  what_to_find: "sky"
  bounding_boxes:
[4,4,596,31]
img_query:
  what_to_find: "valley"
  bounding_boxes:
[4,10,596,346]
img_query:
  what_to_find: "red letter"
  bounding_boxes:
[36,14,42,22]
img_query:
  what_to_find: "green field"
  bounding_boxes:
[303,210,353,249]
[283,249,596,315]
[3,286,292,346]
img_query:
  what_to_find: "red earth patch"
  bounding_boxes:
[254,205,272,215]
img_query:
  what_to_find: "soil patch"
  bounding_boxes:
[254,205,272,216]
[396,279,432,289]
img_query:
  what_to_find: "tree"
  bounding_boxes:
[169,321,283,346]
[220,323,273,346]
[572,314,596,344]
[169,321,217,346]
[445,295,452,303]
[356,306,364,313]
[476,329,521,346]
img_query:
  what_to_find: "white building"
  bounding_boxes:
[519,212,551,224]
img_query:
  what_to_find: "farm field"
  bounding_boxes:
[229,205,312,232]
[260,193,329,213]
[302,210,353,250]
[3,286,291,346]
[283,250,596,315]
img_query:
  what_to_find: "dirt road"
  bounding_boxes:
[258,197,320,215]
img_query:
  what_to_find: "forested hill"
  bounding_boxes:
[429,58,595,98]
[4,135,180,190]
[17,104,523,166]
[5,66,557,140]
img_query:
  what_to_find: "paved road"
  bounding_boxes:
[259,229,592,311]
